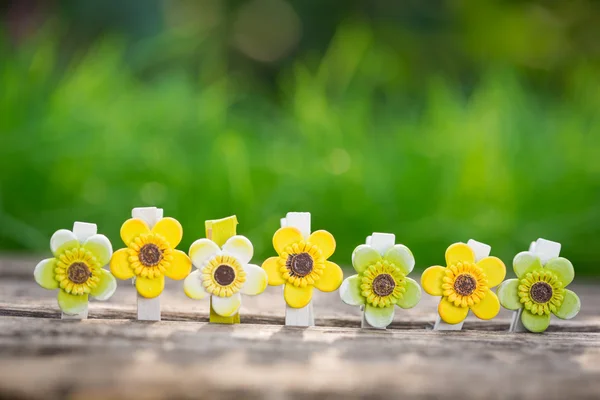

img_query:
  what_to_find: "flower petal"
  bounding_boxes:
[284,283,313,308]
[438,297,469,324]
[222,235,253,265]
[513,251,542,278]
[189,239,221,268]
[308,230,336,259]
[57,291,88,315]
[396,277,421,309]
[136,276,165,298]
[314,261,343,292]
[421,266,446,296]
[120,218,150,246]
[476,256,506,288]
[521,309,551,333]
[83,234,113,266]
[352,244,381,274]
[50,229,79,256]
[470,289,500,320]
[152,217,183,248]
[339,275,365,306]
[90,269,117,300]
[109,248,134,280]
[496,279,522,310]
[545,257,575,287]
[364,304,395,328]
[445,243,475,266]
[34,258,58,290]
[262,257,285,286]
[554,289,580,320]
[164,249,192,280]
[183,270,209,300]
[384,245,415,275]
[211,293,241,317]
[273,227,304,255]
[240,264,268,295]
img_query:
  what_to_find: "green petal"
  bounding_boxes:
[57,290,88,315]
[352,245,381,273]
[384,245,415,275]
[83,234,113,266]
[34,258,58,290]
[50,229,79,256]
[90,269,117,301]
[554,289,580,320]
[364,304,395,328]
[339,275,365,306]
[396,277,421,309]
[545,257,575,287]
[513,251,542,278]
[496,279,522,310]
[521,309,551,333]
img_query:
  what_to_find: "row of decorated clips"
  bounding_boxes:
[33,208,581,333]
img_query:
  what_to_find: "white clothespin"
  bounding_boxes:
[281,212,314,327]
[509,238,561,332]
[433,239,491,331]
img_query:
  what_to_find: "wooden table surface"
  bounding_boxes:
[1,255,599,399]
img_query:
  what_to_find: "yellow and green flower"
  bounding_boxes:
[110,217,192,298]
[262,227,343,308]
[497,252,580,332]
[34,228,117,314]
[421,243,506,324]
[339,243,421,328]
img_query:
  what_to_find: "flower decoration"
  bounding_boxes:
[34,228,117,314]
[339,243,421,328]
[110,217,192,298]
[262,227,343,308]
[497,252,580,332]
[183,235,268,316]
[421,243,506,324]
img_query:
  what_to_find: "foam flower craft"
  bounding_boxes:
[34,229,117,314]
[183,235,268,316]
[496,252,580,333]
[110,217,192,298]
[262,227,343,308]
[339,243,421,328]
[421,243,506,324]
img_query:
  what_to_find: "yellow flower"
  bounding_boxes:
[110,217,192,298]
[262,227,343,308]
[421,243,506,324]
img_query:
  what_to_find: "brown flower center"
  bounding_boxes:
[139,244,163,267]
[67,262,91,284]
[372,273,396,297]
[214,265,236,286]
[454,274,477,296]
[530,281,553,303]
[286,252,314,277]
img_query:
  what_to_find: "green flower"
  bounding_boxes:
[339,243,421,328]
[497,252,580,333]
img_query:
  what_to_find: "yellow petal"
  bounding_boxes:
[50,229,79,257]
[470,289,500,320]
[211,293,241,317]
[120,218,150,246]
[109,248,135,280]
[189,238,221,268]
[152,217,183,248]
[136,276,165,298]
[240,264,268,295]
[445,243,475,266]
[438,297,469,324]
[421,266,446,296]
[308,230,336,259]
[476,256,506,288]
[284,283,313,308]
[164,249,192,280]
[273,227,303,255]
[314,261,343,292]
[183,270,209,300]
[262,256,285,286]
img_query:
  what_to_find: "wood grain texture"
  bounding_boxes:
[1,256,599,399]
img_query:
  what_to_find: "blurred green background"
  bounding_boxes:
[1,0,599,275]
